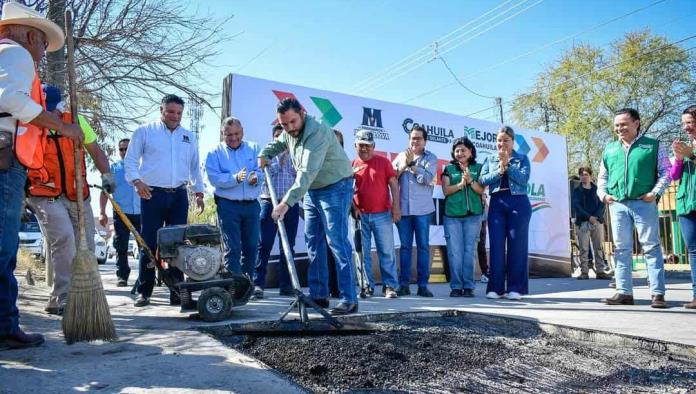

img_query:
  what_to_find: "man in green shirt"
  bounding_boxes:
[258,98,357,315]
[597,108,670,308]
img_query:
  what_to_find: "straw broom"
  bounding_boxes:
[61,10,116,344]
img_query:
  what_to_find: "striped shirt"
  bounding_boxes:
[260,151,296,202]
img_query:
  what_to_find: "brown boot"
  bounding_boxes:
[684,299,696,309]
[602,293,634,305]
[650,294,668,309]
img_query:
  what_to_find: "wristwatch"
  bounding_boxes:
[407,160,416,168]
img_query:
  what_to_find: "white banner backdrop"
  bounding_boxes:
[226,74,570,264]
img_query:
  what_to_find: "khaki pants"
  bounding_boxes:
[575,221,607,274]
[30,195,95,307]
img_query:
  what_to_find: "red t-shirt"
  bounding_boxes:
[353,154,397,213]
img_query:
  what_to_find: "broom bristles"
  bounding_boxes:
[62,249,117,344]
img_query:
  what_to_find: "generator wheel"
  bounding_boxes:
[197,287,232,322]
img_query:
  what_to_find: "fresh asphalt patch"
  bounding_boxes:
[214,312,696,393]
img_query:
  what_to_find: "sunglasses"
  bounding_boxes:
[119,148,128,152]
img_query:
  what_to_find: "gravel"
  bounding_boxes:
[217,315,696,393]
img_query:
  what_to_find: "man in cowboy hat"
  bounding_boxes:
[0,2,83,350]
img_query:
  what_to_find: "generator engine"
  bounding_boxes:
[156,224,252,321]
[158,224,222,281]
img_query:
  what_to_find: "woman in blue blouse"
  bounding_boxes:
[479,126,531,300]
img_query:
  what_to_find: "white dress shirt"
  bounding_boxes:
[0,39,43,133]
[124,120,204,193]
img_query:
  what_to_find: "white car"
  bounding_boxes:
[94,233,109,265]
[18,220,45,263]
[128,236,139,259]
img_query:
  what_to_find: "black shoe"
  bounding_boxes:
[461,289,475,297]
[417,286,434,297]
[450,289,463,297]
[278,288,295,297]
[396,286,411,296]
[595,272,613,280]
[602,293,634,305]
[577,273,589,280]
[134,295,150,307]
[651,294,668,309]
[170,293,181,306]
[251,286,264,300]
[117,279,128,287]
[330,302,358,315]
[44,304,65,315]
[0,330,44,350]
[310,298,330,309]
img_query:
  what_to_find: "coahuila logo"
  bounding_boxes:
[528,182,551,213]
[464,126,497,152]
[357,107,389,140]
[271,90,343,128]
[402,118,454,144]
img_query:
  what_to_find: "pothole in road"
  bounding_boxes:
[212,312,696,393]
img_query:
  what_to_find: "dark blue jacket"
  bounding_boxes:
[572,183,605,224]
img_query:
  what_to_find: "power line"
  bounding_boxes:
[352,0,518,92]
[438,56,498,99]
[359,0,544,94]
[402,0,671,104]
[354,0,543,94]
[353,0,518,92]
[534,35,696,95]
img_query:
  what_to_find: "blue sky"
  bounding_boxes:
[182,0,694,155]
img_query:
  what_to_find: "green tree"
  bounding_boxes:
[512,30,696,173]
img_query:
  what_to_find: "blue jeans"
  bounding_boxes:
[137,188,187,298]
[608,199,665,295]
[360,211,399,289]
[487,191,532,295]
[396,214,431,287]
[678,212,696,298]
[304,178,357,303]
[216,198,260,278]
[444,215,481,290]
[255,199,299,290]
[0,156,25,335]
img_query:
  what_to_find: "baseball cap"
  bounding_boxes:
[42,84,64,112]
[354,129,375,145]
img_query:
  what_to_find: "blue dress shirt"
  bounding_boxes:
[124,120,204,193]
[205,141,264,201]
[111,160,141,215]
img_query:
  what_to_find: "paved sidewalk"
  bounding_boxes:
[1,262,694,393]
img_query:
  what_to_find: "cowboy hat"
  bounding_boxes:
[0,2,64,52]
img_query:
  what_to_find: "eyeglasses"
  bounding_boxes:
[119,148,127,152]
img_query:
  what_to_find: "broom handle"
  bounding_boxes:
[65,10,87,249]
[102,188,157,264]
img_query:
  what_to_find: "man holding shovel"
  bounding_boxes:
[0,2,83,349]
[27,84,114,315]
[259,98,358,315]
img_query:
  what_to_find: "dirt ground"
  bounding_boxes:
[219,316,696,393]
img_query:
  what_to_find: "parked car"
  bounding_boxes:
[18,220,45,263]
[94,233,109,265]
[128,236,139,259]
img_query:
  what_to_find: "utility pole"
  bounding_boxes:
[496,97,504,124]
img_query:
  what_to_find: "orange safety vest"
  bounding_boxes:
[0,39,47,170]
[27,112,89,201]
